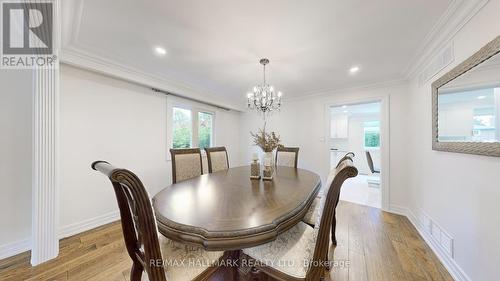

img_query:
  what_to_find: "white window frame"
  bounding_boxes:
[166,97,216,160]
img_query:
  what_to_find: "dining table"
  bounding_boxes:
[152,165,321,251]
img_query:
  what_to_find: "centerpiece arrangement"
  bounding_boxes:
[250,124,283,180]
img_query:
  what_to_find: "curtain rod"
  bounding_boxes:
[152,88,231,111]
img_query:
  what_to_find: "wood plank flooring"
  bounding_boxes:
[0,201,454,281]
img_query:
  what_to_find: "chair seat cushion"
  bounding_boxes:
[242,222,317,279]
[143,235,224,281]
[302,197,321,226]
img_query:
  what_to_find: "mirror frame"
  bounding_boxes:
[432,35,500,157]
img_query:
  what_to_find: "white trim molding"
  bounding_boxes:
[58,211,120,239]
[60,48,243,112]
[0,239,31,260]
[404,0,490,79]
[59,0,243,112]
[0,212,120,260]
[31,0,61,266]
[31,65,60,266]
[387,205,472,281]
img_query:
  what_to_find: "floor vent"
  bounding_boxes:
[419,211,454,258]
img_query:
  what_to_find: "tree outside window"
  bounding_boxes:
[172,107,192,148]
[198,112,213,149]
[172,106,214,149]
[364,121,380,148]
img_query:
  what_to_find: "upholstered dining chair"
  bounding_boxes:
[336,152,355,168]
[170,148,203,184]
[204,147,229,173]
[241,158,358,280]
[275,147,300,168]
[91,161,224,281]
[302,152,354,229]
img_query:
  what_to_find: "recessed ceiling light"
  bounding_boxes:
[154,46,167,57]
[343,110,348,113]
[349,66,360,74]
[342,105,348,109]
[477,95,486,99]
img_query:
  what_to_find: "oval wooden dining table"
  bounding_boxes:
[152,165,321,251]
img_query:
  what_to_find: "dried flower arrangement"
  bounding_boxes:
[250,124,283,152]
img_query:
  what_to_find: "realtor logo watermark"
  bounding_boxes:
[1,0,57,68]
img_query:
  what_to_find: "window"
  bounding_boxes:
[364,121,380,148]
[172,107,192,148]
[472,107,496,141]
[198,112,213,149]
[171,106,214,149]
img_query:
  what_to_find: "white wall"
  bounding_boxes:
[59,65,241,236]
[0,70,32,257]
[407,1,500,280]
[239,83,410,208]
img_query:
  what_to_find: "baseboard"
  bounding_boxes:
[58,211,120,239]
[0,238,31,260]
[387,204,470,281]
[388,204,409,216]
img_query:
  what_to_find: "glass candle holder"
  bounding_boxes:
[262,164,274,181]
[250,159,261,179]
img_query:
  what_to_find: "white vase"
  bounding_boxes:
[262,151,275,180]
[263,151,275,167]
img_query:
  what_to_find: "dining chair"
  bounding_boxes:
[170,148,203,184]
[302,152,354,230]
[275,146,299,168]
[366,150,380,174]
[204,147,229,173]
[336,152,355,168]
[242,157,358,280]
[91,161,224,281]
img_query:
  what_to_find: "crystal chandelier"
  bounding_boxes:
[247,58,283,118]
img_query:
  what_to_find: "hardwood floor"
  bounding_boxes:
[0,201,453,281]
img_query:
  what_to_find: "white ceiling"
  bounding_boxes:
[62,0,452,107]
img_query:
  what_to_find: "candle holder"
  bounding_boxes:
[262,164,274,181]
[250,155,261,180]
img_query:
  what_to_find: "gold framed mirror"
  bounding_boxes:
[432,35,500,157]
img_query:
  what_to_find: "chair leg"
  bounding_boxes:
[331,213,337,245]
[130,261,144,281]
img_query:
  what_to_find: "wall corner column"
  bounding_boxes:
[31,0,61,265]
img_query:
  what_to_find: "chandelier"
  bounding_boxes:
[247,58,282,118]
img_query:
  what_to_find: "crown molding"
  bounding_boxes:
[403,0,490,80]
[60,46,245,111]
[283,79,408,102]
[61,0,244,111]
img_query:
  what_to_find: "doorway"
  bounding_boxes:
[329,101,382,209]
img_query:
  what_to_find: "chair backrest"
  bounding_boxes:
[306,157,358,280]
[335,152,355,168]
[91,161,167,281]
[170,148,203,183]
[275,147,299,168]
[366,150,375,173]
[204,147,229,173]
